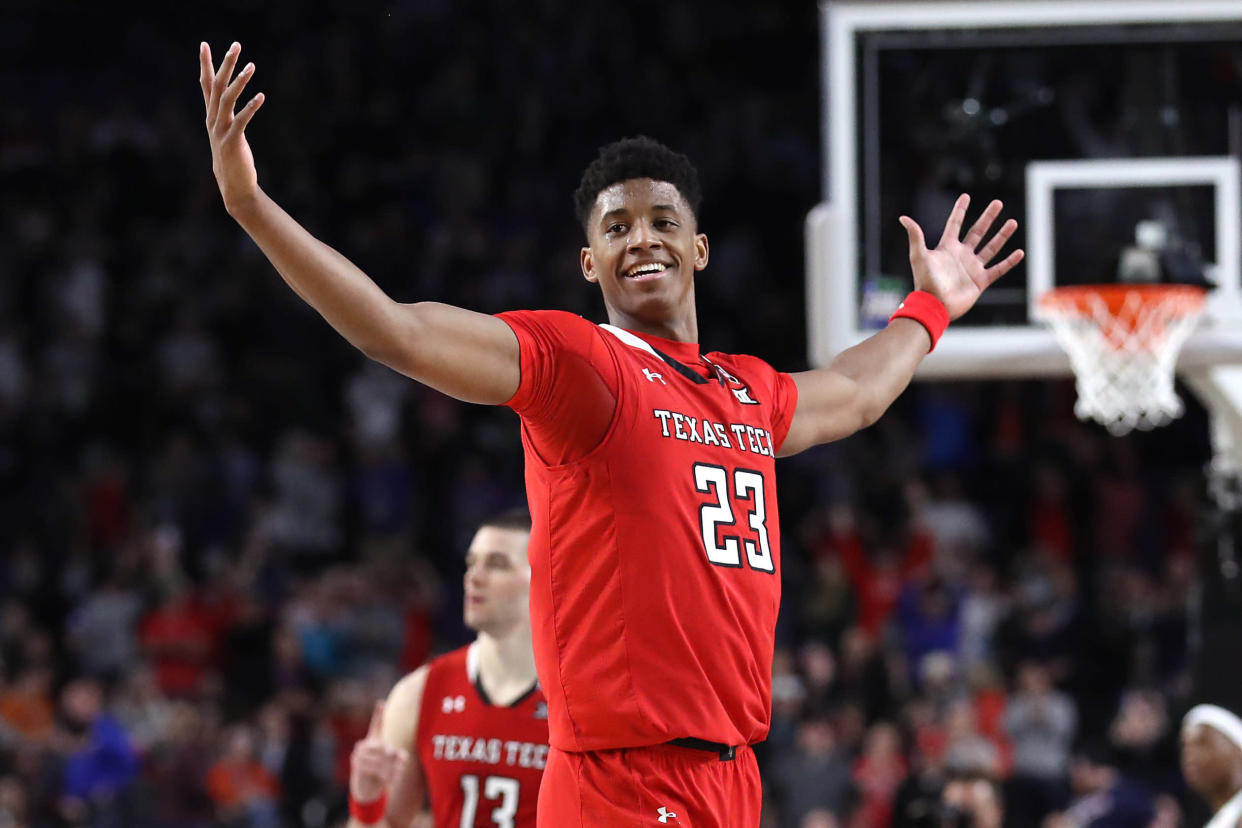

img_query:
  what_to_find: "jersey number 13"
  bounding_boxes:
[459,775,519,828]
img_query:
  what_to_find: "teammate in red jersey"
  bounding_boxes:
[201,42,1022,827]
[347,510,544,828]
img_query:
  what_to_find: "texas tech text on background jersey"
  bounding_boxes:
[415,644,547,827]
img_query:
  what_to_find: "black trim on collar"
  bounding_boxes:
[474,674,540,709]
[649,346,710,385]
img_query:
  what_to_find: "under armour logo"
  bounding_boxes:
[732,387,758,405]
[533,702,548,720]
[657,806,679,823]
[441,695,466,713]
[643,368,666,385]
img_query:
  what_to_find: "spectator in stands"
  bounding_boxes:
[1108,689,1178,796]
[64,569,142,681]
[899,577,962,673]
[774,717,854,828]
[1005,661,1078,827]
[0,664,55,747]
[836,627,893,723]
[959,562,1009,670]
[944,698,1005,780]
[204,722,280,828]
[57,677,139,828]
[1045,741,1156,828]
[0,775,27,828]
[139,583,216,699]
[941,771,1005,828]
[765,648,808,764]
[801,810,840,828]
[142,701,215,828]
[853,722,908,827]
[891,719,952,828]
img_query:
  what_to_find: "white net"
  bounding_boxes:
[1037,286,1206,435]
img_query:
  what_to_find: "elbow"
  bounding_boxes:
[856,405,882,432]
[803,391,881,448]
[854,394,887,433]
[358,340,398,371]
[830,371,887,436]
[356,332,401,369]
[360,339,421,379]
[855,373,912,430]
[810,401,876,447]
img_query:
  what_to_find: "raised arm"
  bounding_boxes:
[199,43,518,405]
[779,195,1023,456]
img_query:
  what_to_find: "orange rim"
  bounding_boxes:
[1039,284,1206,348]
[1039,284,1206,318]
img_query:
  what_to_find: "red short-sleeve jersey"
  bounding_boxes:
[498,310,798,752]
[414,645,548,828]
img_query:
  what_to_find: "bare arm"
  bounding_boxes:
[380,668,430,828]
[199,43,518,405]
[347,666,429,828]
[779,195,1023,456]
[778,319,932,454]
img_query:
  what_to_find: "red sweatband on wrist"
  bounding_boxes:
[889,290,950,352]
[349,791,387,825]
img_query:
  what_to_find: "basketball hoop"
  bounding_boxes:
[1036,284,1207,435]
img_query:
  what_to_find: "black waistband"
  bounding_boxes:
[665,737,737,761]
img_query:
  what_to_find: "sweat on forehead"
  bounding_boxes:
[591,180,692,223]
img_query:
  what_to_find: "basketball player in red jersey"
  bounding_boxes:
[347,510,546,828]
[200,42,1023,826]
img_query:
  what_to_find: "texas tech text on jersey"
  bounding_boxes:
[415,645,547,828]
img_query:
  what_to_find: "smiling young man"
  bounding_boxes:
[347,511,546,828]
[200,42,1022,826]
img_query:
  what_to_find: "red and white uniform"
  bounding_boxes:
[414,644,548,828]
[498,310,797,752]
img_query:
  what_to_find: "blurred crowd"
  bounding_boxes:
[0,2,1229,827]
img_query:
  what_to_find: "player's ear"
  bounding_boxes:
[581,246,599,283]
[694,233,709,272]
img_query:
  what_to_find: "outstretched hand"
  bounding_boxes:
[899,195,1024,321]
[199,42,265,211]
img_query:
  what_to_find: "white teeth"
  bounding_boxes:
[626,263,668,277]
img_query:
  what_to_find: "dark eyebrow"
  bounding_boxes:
[599,204,680,225]
[468,550,511,562]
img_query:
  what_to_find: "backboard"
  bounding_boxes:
[808,0,1242,379]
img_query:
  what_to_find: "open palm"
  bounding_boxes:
[199,42,265,210]
[899,194,1024,320]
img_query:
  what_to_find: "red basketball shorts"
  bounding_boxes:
[536,743,761,827]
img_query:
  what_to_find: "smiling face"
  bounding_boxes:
[580,178,709,340]
[462,525,532,636]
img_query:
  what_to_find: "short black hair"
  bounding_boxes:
[573,136,702,231]
[478,507,532,534]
